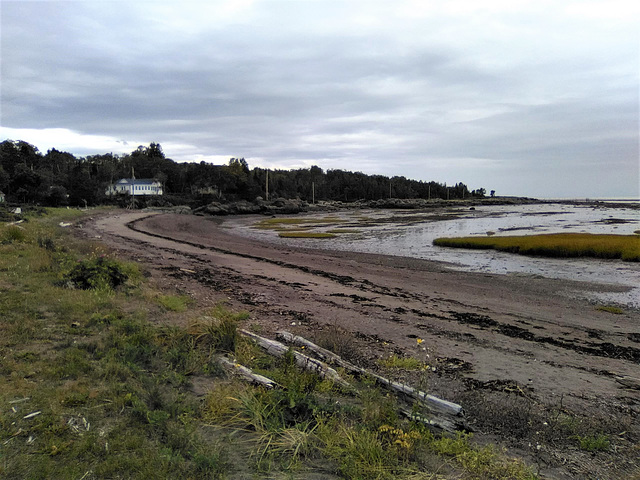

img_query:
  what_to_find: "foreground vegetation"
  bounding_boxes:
[0,208,540,479]
[434,233,640,262]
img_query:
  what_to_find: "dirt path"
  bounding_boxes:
[81,210,639,479]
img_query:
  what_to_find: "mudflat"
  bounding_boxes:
[82,210,639,479]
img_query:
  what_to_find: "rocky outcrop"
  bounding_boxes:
[192,196,539,216]
[193,198,309,216]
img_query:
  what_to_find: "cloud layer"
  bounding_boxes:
[1,0,638,198]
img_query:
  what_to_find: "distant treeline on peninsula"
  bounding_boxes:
[0,140,490,207]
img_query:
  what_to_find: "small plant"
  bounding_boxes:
[37,236,57,251]
[190,305,248,353]
[378,354,423,370]
[157,294,191,312]
[313,325,357,361]
[574,434,610,452]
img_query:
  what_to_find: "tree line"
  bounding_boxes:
[0,140,489,207]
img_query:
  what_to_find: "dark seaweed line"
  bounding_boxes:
[448,311,640,362]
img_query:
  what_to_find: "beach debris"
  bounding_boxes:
[8,397,30,404]
[217,356,279,389]
[273,329,467,432]
[239,329,351,389]
[276,330,462,412]
[59,222,72,227]
[23,411,41,419]
[67,416,90,434]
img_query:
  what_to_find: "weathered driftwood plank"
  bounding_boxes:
[217,356,279,389]
[616,375,640,390]
[276,331,350,366]
[397,406,458,433]
[275,330,465,428]
[239,329,351,389]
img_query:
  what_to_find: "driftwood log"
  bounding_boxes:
[217,356,279,389]
[276,330,463,417]
[239,329,352,389]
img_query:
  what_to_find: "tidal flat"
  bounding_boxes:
[231,202,640,307]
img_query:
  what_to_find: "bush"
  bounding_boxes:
[63,256,135,290]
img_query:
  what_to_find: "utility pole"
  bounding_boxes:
[428,184,431,200]
[312,182,315,204]
[265,170,269,201]
[389,178,392,199]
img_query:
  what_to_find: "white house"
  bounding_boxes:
[106,178,164,196]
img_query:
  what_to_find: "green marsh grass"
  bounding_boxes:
[434,233,640,261]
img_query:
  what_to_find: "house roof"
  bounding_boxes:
[116,178,161,185]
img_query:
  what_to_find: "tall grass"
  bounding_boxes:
[434,233,640,261]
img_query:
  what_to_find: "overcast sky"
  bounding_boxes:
[1,0,638,198]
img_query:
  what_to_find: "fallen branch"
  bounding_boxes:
[239,329,351,389]
[217,356,279,389]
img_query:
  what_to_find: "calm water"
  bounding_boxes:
[227,203,640,307]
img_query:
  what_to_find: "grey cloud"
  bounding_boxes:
[1,1,637,198]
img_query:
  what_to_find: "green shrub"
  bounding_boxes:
[63,255,136,290]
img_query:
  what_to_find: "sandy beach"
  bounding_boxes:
[82,209,639,479]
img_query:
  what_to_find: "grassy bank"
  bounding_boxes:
[434,233,640,262]
[0,208,541,479]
